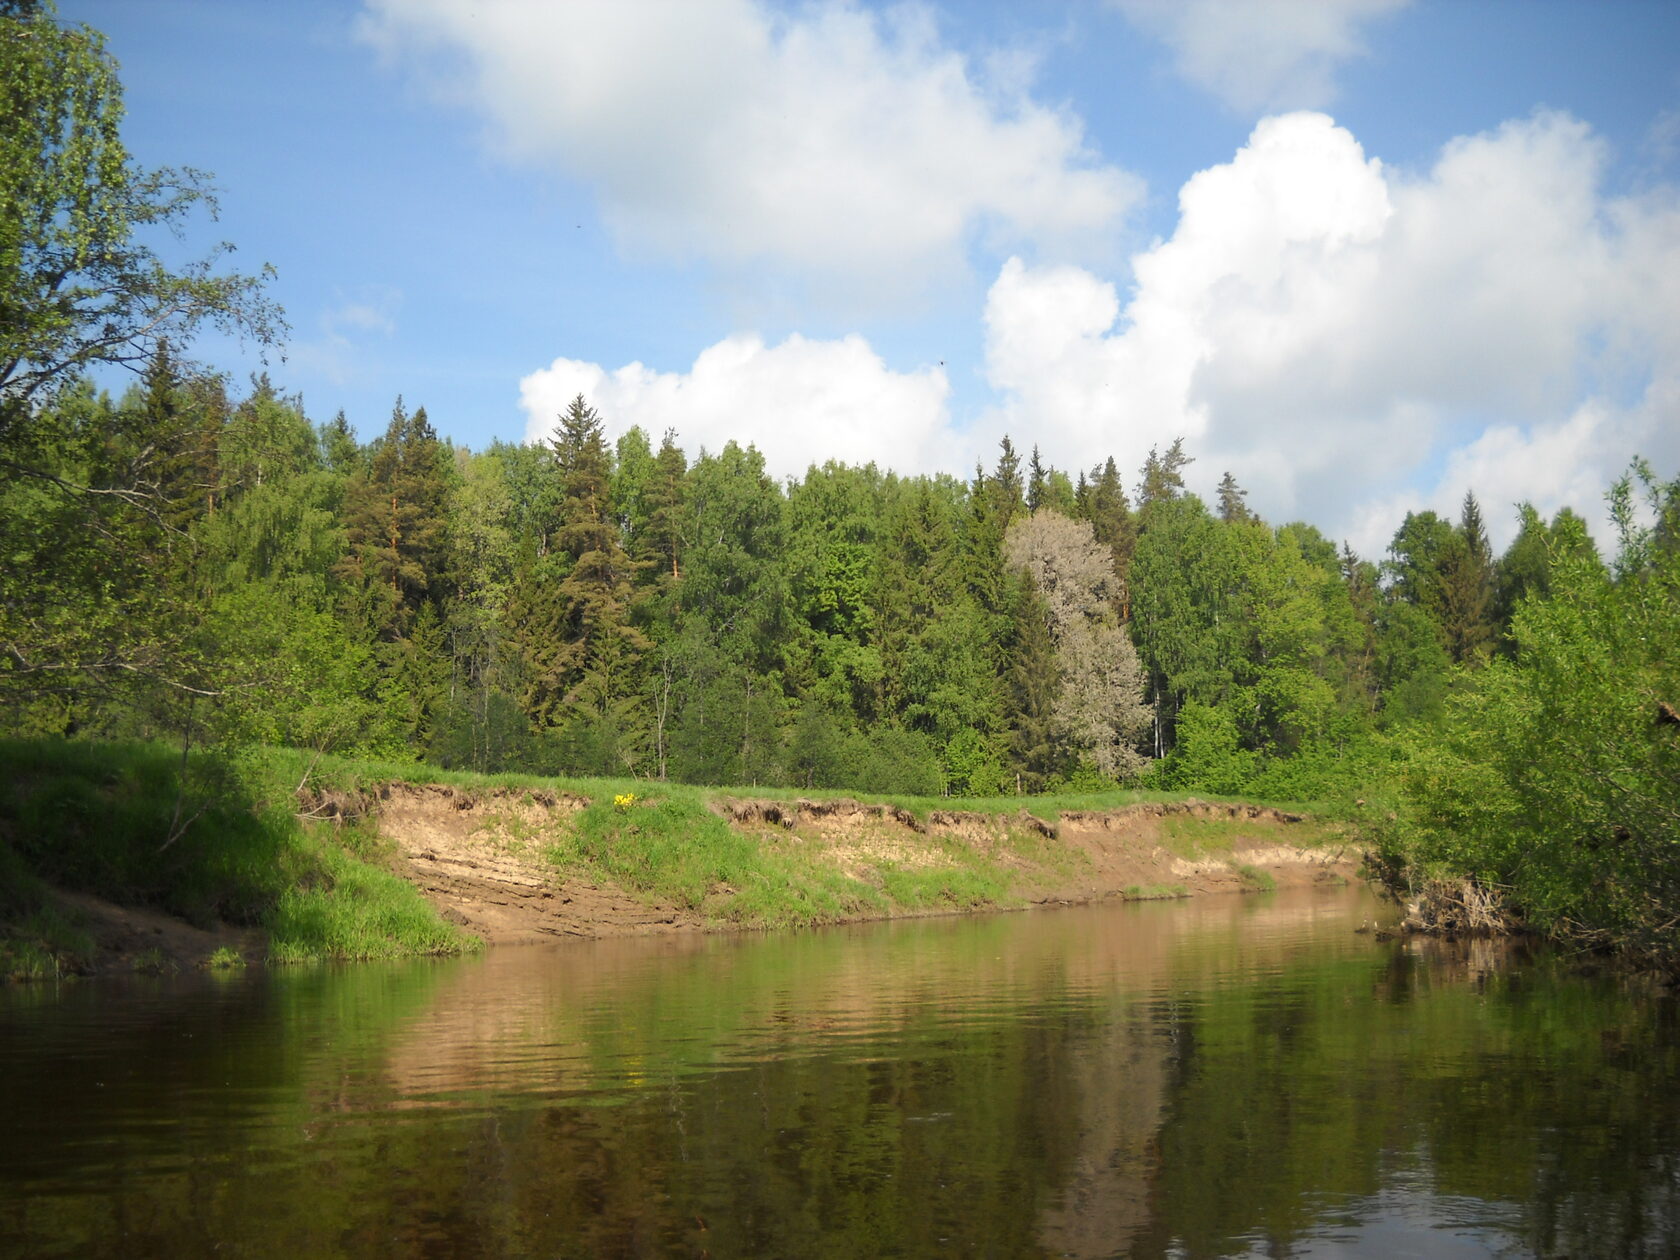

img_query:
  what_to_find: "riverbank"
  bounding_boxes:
[316,781,1359,944]
[0,739,1361,977]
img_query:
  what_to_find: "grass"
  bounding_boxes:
[269,841,470,963]
[0,937,62,982]
[0,738,477,976]
[547,790,1043,929]
[1233,863,1278,892]
[1125,883,1191,900]
[552,792,884,929]
[277,745,1327,826]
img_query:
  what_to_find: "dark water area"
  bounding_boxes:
[2,885,1677,1258]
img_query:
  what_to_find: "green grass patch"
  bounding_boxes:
[1158,814,1257,858]
[268,835,475,963]
[552,792,888,929]
[0,937,61,982]
[876,860,1015,911]
[549,791,1028,928]
[1,738,476,971]
[1233,863,1278,892]
[1125,883,1190,900]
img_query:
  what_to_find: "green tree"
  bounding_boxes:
[1386,462,1680,964]
[525,396,647,769]
[1006,572,1063,791]
[663,442,788,785]
[1137,438,1193,509]
[1,1,281,457]
[1216,471,1251,524]
[335,398,453,643]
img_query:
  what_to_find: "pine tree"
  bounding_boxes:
[1138,437,1193,510]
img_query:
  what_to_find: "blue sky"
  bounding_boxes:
[68,0,1680,554]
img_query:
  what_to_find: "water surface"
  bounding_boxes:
[3,885,1676,1257]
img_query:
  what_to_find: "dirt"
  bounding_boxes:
[368,783,702,943]
[363,787,1362,945]
[23,789,1364,972]
[45,889,266,977]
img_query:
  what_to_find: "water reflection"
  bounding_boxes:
[2,886,1677,1258]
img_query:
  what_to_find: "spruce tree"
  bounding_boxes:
[1083,456,1137,603]
[336,397,452,642]
[1007,572,1064,791]
[637,428,688,586]
[1026,444,1047,514]
[526,395,647,738]
[990,436,1024,527]
[1216,471,1251,524]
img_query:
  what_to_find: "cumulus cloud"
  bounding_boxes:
[982,110,1680,556]
[1114,0,1409,113]
[520,332,951,479]
[359,0,1140,303]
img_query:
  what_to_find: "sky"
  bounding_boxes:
[66,0,1680,556]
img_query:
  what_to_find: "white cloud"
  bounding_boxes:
[520,333,951,479]
[288,288,403,386]
[1114,0,1409,113]
[359,0,1140,303]
[982,110,1680,557]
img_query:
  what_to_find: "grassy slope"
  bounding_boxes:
[2,739,1344,978]
[0,739,474,977]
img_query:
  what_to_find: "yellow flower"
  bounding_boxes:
[613,792,637,813]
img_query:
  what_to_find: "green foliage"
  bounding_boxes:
[206,945,244,969]
[1152,702,1258,795]
[0,737,289,925]
[1381,462,1680,964]
[0,1,281,430]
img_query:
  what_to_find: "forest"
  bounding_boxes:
[0,368,1594,800]
[3,1,1676,965]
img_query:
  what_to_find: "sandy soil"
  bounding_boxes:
[361,786,1363,945]
[23,789,1362,973]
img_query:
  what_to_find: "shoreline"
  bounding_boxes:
[5,761,1365,979]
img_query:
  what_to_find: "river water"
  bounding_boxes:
[2,884,1677,1258]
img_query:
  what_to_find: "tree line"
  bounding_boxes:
[1,353,1610,801]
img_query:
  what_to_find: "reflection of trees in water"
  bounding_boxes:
[5,891,1679,1257]
[1034,1010,1173,1258]
[1131,944,1680,1258]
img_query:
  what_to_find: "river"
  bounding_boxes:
[2,884,1677,1258]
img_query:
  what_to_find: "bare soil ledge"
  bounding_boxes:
[344,784,1362,945]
